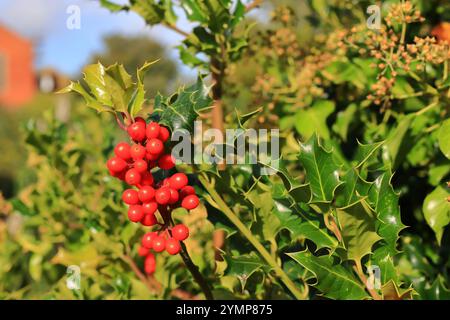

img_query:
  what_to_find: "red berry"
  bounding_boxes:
[138,246,149,257]
[152,236,166,252]
[169,173,188,190]
[142,232,157,249]
[138,186,155,202]
[140,171,154,186]
[158,126,170,142]
[158,154,175,170]
[110,169,126,180]
[155,187,171,205]
[122,189,140,205]
[127,122,146,142]
[128,205,144,222]
[146,138,164,155]
[140,213,157,226]
[144,253,156,274]
[168,188,179,204]
[107,157,127,172]
[180,185,196,198]
[142,202,158,215]
[114,142,131,160]
[145,152,160,161]
[166,238,181,255]
[130,144,146,160]
[181,194,199,210]
[146,122,161,139]
[125,168,141,185]
[134,117,146,124]
[172,224,189,241]
[161,178,171,187]
[134,159,148,173]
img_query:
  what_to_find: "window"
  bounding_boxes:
[0,54,6,93]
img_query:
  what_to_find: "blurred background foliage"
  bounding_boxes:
[0,0,449,299]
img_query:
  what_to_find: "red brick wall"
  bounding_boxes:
[0,26,36,108]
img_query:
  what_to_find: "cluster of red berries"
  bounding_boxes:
[106,117,200,274]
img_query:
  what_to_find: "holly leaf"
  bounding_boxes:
[335,199,382,263]
[99,0,128,12]
[415,276,450,300]
[381,280,413,300]
[224,252,270,290]
[370,246,399,284]
[438,118,450,159]
[423,185,450,245]
[337,168,372,207]
[60,61,156,116]
[382,115,413,170]
[127,60,158,117]
[288,250,369,300]
[332,103,357,142]
[130,0,165,25]
[273,200,338,249]
[353,140,384,169]
[180,0,209,23]
[368,172,406,255]
[294,100,335,140]
[153,77,213,133]
[299,133,342,203]
[260,157,311,203]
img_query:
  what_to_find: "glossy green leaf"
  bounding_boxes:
[128,60,158,117]
[153,77,213,133]
[295,100,335,140]
[415,277,450,300]
[381,280,413,300]
[224,252,270,290]
[368,172,405,255]
[335,199,382,263]
[332,103,357,142]
[438,118,450,159]
[382,115,413,170]
[370,246,398,284]
[353,140,384,169]
[273,200,338,249]
[423,185,450,245]
[338,168,372,206]
[288,250,369,300]
[299,133,342,203]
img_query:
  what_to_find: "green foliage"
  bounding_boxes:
[2,0,450,301]
[153,78,213,132]
[60,61,156,117]
[90,34,177,96]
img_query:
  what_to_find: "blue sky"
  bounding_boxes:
[0,0,194,77]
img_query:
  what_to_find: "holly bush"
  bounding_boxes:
[1,0,449,300]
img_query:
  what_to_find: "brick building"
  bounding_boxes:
[0,24,36,107]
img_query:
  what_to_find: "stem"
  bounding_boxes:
[443,59,448,82]
[399,0,407,46]
[415,101,438,116]
[115,113,127,131]
[198,174,307,300]
[163,22,190,38]
[179,241,214,300]
[324,213,342,242]
[353,260,382,300]
[120,254,160,293]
